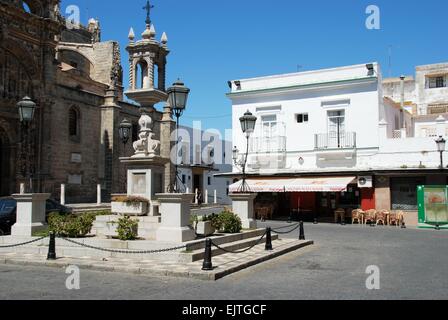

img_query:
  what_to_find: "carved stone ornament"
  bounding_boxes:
[132,110,160,158]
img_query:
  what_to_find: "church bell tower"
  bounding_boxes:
[125,0,169,109]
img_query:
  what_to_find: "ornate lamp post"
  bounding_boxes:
[435,136,446,169]
[119,118,133,146]
[17,96,36,193]
[167,79,190,193]
[233,110,257,193]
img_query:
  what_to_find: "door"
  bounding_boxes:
[261,115,278,152]
[193,174,202,193]
[327,110,346,148]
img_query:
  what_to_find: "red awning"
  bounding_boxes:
[229,176,356,193]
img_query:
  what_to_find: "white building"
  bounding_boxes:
[225,62,448,226]
[383,62,448,117]
[176,125,233,205]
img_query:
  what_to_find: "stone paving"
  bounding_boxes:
[0,238,313,281]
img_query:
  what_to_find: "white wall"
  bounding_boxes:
[231,63,381,173]
[176,126,233,205]
[229,62,448,174]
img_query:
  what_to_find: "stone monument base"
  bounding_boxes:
[229,193,258,229]
[11,193,51,237]
[156,193,195,243]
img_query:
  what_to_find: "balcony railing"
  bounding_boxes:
[249,136,287,153]
[314,132,357,150]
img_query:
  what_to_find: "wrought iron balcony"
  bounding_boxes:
[249,136,287,154]
[314,132,357,150]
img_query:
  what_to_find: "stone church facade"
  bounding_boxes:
[0,0,175,203]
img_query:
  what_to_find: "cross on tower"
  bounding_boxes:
[143,1,154,26]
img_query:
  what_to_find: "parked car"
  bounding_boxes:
[0,197,72,234]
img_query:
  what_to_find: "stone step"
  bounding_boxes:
[0,230,282,263]
[188,234,279,262]
[138,216,161,223]
[186,229,267,251]
[92,215,161,240]
[137,228,156,240]
[138,222,160,229]
[69,205,111,214]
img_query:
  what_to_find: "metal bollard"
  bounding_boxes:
[299,221,305,240]
[265,227,273,251]
[47,231,57,260]
[202,238,213,271]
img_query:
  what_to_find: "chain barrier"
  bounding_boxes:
[60,237,187,254]
[271,222,300,232]
[210,230,267,254]
[0,236,47,249]
[271,223,301,235]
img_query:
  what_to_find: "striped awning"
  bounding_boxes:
[229,176,356,193]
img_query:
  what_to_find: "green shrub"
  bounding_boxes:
[213,211,242,234]
[48,213,96,238]
[85,210,111,216]
[116,216,139,241]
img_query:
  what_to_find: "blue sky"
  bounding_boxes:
[61,0,448,133]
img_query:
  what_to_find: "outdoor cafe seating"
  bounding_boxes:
[345,209,405,227]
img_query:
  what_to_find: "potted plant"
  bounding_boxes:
[111,195,149,216]
[192,214,216,236]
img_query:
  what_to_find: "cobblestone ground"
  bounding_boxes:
[0,222,447,300]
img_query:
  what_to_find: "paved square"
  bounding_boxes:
[1,222,447,300]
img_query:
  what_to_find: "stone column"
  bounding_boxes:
[147,58,154,89]
[156,193,195,242]
[129,59,135,90]
[160,103,175,192]
[97,184,102,205]
[229,193,258,229]
[61,184,66,205]
[158,64,166,91]
[11,193,51,237]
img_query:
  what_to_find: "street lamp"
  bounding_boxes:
[435,136,446,169]
[17,96,36,123]
[17,96,36,193]
[233,110,257,193]
[167,79,190,193]
[119,118,132,146]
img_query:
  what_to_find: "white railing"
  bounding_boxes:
[249,136,287,153]
[314,132,357,150]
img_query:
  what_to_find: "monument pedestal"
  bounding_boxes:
[119,156,169,216]
[229,193,258,229]
[156,193,196,243]
[11,193,51,237]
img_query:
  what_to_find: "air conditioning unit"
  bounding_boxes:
[357,176,373,188]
